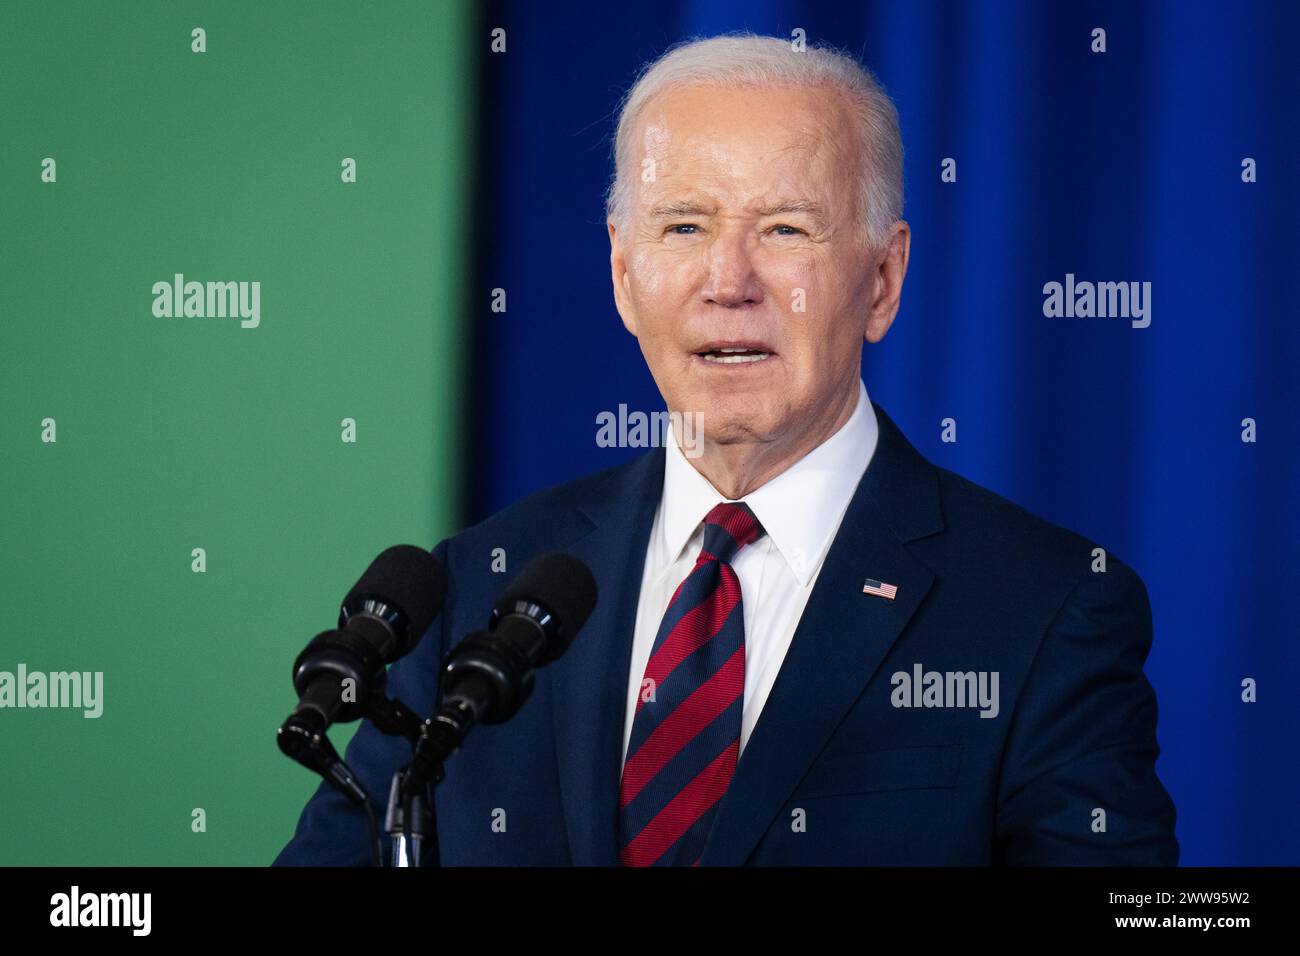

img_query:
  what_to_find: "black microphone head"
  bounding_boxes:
[495,552,597,658]
[341,545,447,654]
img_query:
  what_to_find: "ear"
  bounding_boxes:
[608,219,638,337]
[864,220,911,344]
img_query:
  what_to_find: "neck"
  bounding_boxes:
[683,379,861,500]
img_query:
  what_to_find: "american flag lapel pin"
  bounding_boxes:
[862,577,898,600]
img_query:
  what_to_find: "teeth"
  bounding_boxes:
[702,351,770,364]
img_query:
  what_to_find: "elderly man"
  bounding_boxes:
[275,34,1178,866]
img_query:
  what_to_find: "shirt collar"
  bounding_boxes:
[659,379,878,586]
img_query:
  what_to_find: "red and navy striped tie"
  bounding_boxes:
[618,501,765,866]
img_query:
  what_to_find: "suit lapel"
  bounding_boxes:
[698,403,945,865]
[550,449,664,865]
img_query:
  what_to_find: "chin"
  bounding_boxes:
[703,426,766,446]
[669,384,781,437]
[699,409,780,445]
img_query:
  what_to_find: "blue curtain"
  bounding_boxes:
[467,0,1300,865]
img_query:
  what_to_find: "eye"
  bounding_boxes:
[666,223,698,235]
[770,224,806,236]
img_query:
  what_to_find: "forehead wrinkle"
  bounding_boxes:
[630,85,860,225]
[644,145,826,206]
[665,128,838,197]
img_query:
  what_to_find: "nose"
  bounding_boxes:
[700,228,765,308]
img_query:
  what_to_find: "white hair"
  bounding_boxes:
[604,32,904,248]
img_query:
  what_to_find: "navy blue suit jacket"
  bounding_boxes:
[274,403,1178,866]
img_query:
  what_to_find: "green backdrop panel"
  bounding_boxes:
[0,0,472,864]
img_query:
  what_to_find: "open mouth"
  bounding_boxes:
[695,346,773,365]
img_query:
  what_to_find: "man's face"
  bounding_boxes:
[609,82,901,448]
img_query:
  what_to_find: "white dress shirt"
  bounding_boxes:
[621,379,879,767]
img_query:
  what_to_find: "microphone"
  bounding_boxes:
[277,545,447,789]
[444,551,598,723]
[400,552,596,797]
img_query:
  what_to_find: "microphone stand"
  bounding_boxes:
[363,694,445,868]
[385,693,482,868]
[281,691,442,867]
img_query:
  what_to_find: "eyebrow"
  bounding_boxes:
[646,198,829,228]
[647,200,717,220]
[753,199,829,226]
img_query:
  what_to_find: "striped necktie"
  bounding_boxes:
[618,501,765,866]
